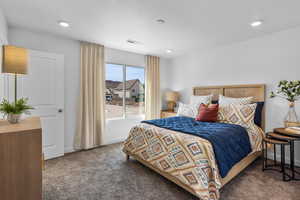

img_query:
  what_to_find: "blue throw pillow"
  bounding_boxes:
[212,100,219,104]
[254,102,264,128]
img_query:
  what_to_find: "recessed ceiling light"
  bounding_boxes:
[156,19,166,24]
[127,39,140,45]
[250,20,263,27]
[166,49,173,53]
[58,21,70,28]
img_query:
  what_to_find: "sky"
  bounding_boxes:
[106,63,145,83]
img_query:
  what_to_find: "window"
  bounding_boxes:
[105,63,145,119]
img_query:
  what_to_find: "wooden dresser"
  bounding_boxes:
[0,117,42,200]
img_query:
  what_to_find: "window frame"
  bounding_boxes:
[105,62,145,120]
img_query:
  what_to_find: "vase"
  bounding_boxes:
[7,113,22,124]
[284,102,299,127]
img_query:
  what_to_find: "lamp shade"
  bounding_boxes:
[2,45,28,74]
[165,91,179,102]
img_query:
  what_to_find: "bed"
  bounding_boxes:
[123,84,265,200]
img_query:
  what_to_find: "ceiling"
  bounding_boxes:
[1,0,300,58]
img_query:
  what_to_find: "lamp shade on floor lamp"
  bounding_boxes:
[2,45,28,102]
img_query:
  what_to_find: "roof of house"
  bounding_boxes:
[115,79,140,90]
[106,80,122,89]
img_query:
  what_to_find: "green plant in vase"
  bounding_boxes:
[0,98,34,124]
[270,80,300,127]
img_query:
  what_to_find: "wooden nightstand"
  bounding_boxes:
[161,110,177,118]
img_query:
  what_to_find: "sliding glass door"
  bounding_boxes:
[105,63,145,120]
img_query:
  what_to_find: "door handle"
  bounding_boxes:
[58,109,63,113]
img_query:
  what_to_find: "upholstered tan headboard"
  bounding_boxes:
[193,84,266,130]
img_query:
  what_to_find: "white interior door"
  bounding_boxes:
[16,50,64,160]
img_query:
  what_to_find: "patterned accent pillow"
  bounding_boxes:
[177,102,199,118]
[224,103,257,127]
[218,106,230,122]
[218,95,253,122]
[190,95,212,106]
[223,103,259,148]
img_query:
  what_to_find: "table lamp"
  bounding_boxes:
[2,45,28,102]
[165,91,179,111]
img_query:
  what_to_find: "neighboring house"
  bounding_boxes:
[114,79,144,100]
[105,80,121,101]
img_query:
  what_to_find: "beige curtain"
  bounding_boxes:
[145,55,161,120]
[74,42,106,150]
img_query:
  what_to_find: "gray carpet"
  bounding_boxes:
[43,143,300,200]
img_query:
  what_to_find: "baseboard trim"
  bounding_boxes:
[64,138,126,154]
[64,146,75,154]
[102,138,126,146]
[44,152,64,160]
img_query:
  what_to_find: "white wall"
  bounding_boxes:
[0,9,7,45]
[105,48,145,67]
[8,27,171,151]
[0,9,8,73]
[0,9,8,104]
[160,58,172,109]
[166,26,300,165]
[8,27,81,153]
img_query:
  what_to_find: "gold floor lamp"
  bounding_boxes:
[2,45,28,102]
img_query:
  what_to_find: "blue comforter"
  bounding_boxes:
[142,116,251,178]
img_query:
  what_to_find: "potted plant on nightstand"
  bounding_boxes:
[0,98,34,124]
[270,80,300,127]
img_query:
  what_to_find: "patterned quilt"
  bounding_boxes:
[142,117,252,178]
[123,121,264,200]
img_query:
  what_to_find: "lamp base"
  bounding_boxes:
[167,101,176,112]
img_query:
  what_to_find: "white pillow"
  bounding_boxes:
[177,102,199,118]
[219,95,253,106]
[190,95,212,106]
